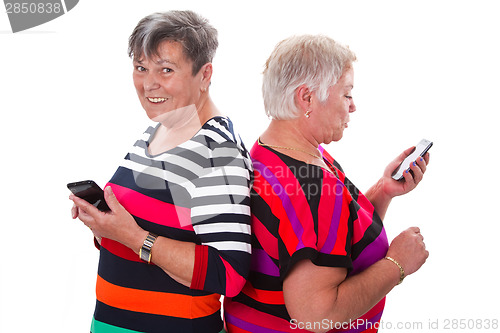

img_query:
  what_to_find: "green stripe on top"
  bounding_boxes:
[91,317,142,333]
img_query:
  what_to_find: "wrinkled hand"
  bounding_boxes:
[70,186,143,247]
[387,227,429,276]
[381,146,430,199]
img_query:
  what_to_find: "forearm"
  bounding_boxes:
[285,258,400,332]
[150,237,196,287]
[330,258,400,324]
[327,229,428,325]
[365,178,392,220]
[121,229,196,287]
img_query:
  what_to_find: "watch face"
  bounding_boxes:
[139,248,150,262]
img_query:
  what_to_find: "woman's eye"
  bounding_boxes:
[345,95,352,100]
[162,68,173,73]
[135,66,146,72]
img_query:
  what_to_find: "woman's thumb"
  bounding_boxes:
[104,186,120,211]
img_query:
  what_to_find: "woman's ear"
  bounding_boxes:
[199,63,213,91]
[295,85,312,112]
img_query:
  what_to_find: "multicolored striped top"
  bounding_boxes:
[91,117,252,333]
[224,141,389,333]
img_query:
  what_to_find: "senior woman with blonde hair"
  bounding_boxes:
[224,35,429,332]
[70,10,252,333]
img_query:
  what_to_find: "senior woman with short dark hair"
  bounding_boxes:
[70,11,252,333]
[224,35,429,333]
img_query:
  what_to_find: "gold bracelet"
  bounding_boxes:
[384,256,405,285]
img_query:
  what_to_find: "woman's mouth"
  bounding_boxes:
[147,97,167,103]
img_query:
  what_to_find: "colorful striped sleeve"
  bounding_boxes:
[188,118,252,297]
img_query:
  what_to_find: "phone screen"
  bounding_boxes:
[391,139,433,181]
[67,180,110,211]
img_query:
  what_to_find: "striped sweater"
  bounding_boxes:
[91,117,252,333]
[224,142,389,333]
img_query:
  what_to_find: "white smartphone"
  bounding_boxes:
[391,139,433,181]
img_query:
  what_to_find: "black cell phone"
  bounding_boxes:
[391,139,433,181]
[67,180,110,212]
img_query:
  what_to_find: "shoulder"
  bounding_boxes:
[191,117,252,170]
[251,143,323,180]
[198,117,244,148]
[251,143,325,202]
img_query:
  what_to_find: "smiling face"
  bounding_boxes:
[132,40,207,122]
[313,67,356,143]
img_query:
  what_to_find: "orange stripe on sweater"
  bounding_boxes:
[96,275,220,319]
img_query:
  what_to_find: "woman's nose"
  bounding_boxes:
[144,73,160,91]
[349,99,356,113]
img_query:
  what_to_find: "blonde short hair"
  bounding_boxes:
[262,35,356,120]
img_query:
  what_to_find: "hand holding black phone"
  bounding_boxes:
[67,180,111,212]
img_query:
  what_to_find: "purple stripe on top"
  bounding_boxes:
[350,229,389,275]
[225,312,286,333]
[320,177,344,254]
[252,158,305,251]
[251,248,280,277]
[226,308,384,333]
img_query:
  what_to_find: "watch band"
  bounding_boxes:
[139,232,158,263]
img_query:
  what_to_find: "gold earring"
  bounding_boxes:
[305,110,312,118]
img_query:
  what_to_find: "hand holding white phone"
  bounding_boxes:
[391,139,433,181]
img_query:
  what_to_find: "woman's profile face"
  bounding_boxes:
[313,67,356,143]
[132,40,204,121]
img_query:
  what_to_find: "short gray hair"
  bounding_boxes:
[262,35,356,120]
[128,10,218,75]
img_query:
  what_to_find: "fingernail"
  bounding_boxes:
[420,157,424,162]
[413,162,416,166]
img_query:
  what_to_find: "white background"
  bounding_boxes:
[1,0,499,332]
